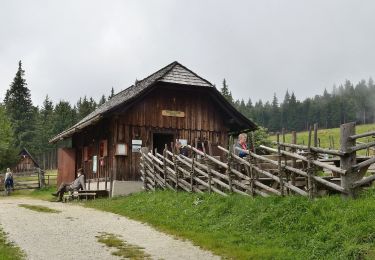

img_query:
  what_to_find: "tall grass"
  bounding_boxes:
[85,190,375,259]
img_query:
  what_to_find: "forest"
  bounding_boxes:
[1,61,374,169]
[222,78,375,133]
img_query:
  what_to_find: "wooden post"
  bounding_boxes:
[277,133,284,196]
[172,142,179,191]
[291,131,297,186]
[307,126,315,199]
[312,123,319,195]
[313,123,318,148]
[202,142,212,193]
[153,148,158,189]
[247,147,254,196]
[163,144,168,188]
[110,165,114,196]
[140,148,147,191]
[226,136,234,192]
[340,122,357,198]
[190,151,195,192]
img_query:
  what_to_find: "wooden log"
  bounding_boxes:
[252,165,308,196]
[352,174,375,188]
[277,133,284,196]
[232,186,250,196]
[291,131,297,185]
[352,157,375,171]
[172,144,179,191]
[349,130,375,140]
[254,188,270,197]
[187,145,228,168]
[202,142,212,193]
[340,122,358,198]
[273,142,344,156]
[163,145,168,187]
[254,180,282,195]
[220,145,306,195]
[307,126,314,199]
[259,145,347,175]
[350,141,375,153]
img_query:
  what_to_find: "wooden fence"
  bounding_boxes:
[140,122,375,199]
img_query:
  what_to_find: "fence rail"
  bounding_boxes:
[140,122,375,199]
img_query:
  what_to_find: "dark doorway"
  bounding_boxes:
[153,133,174,154]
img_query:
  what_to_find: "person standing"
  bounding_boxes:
[4,168,14,191]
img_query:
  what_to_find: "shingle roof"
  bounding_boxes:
[50,61,214,142]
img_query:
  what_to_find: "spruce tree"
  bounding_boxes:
[220,79,233,103]
[4,61,36,150]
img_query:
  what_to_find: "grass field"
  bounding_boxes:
[0,228,24,260]
[269,124,375,155]
[84,190,375,260]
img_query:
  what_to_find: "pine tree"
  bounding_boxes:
[220,79,233,103]
[3,61,36,151]
[108,87,115,100]
[0,105,18,169]
[99,95,106,106]
[34,95,55,155]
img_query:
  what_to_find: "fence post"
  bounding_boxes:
[340,122,357,198]
[291,131,297,186]
[163,144,168,188]
[202,142,212,193]
[172,142,179,191]
[307,125,315,199]
[190,150,196,192]
[140,149,147,191]
[277,133,284,196]
[226,136,234,192]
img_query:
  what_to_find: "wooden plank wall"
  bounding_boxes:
[73,86,231,181]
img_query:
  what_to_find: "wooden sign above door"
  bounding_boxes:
[161,110,185,117]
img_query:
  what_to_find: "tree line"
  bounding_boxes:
[0,61,115,170]
[220,78,375,132]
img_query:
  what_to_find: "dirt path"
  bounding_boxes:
[0,198,220,260]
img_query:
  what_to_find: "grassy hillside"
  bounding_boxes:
[269,123,375,150]
[85,190,375,259]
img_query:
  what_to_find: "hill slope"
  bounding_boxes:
[85,190,375,259]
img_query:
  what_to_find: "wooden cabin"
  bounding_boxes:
[15,148,40,173]
[50,61,256,185]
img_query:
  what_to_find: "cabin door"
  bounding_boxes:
[57,148,76,186]
[152,133,174,154]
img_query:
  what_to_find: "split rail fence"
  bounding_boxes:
[140,123,375,199]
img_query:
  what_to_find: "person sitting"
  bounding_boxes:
[52,168,86,202]
[4,168,14,191]
[234,133,248,158]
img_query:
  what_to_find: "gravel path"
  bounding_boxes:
[0,198,220,260]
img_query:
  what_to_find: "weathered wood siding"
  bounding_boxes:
[73,85,230,181]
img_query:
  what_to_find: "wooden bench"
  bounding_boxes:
[63,191,96,202]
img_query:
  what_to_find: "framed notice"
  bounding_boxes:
[116,143,128,156]
[132,140,142,153]
[92,155,97,173]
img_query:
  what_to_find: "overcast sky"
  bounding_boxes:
[1,0,375,107]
